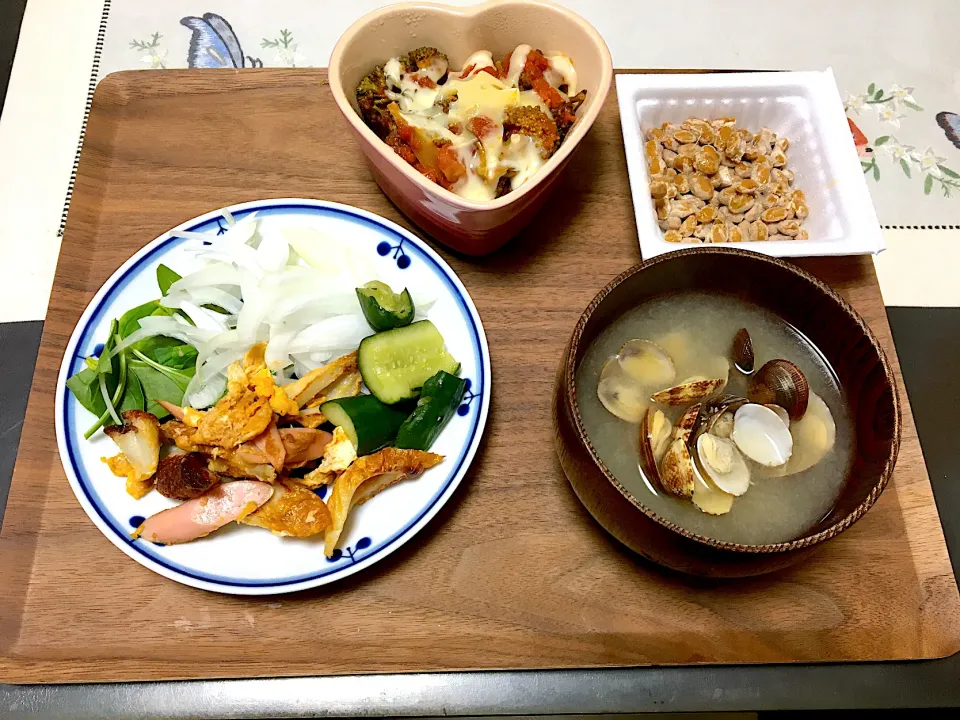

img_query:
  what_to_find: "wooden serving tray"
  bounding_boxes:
[1,70,957,683]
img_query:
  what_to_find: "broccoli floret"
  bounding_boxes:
[503,106,560,158]
[355,64,396,139]
[407,47,449,79]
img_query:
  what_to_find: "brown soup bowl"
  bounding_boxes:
[329,0,612,256]
[554,248,901,578]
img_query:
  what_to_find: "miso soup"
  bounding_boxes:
[575,292,854,546]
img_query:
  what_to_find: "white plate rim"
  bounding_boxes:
[54,198,492,595]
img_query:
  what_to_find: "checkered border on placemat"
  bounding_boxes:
[58,0,111,238]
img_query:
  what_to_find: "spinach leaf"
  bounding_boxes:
[130,349,193,387]
[117,301,181,358]
[118,371,145,413]
[65,366,107,417]
[157,264,181,295]
[149,344,198,370]
[117,301,162,340]
[95,320,120,376]
[128,360,187,419]
[138,335,184,361]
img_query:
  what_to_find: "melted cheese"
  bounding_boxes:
[459,50,495,77]
[399,110,463,146]
[454,167,498,202]
[445,73,519,122]
[384,56,442,112]
[504,44,532,87]
[382,46,574,202]
[544,52,577,94]
[445,74,518,181]
[501,135,546,190]
[384,58,403,88]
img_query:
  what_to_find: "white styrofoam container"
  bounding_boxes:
[617,70,885,259]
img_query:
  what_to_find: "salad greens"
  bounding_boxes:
[156,263,181,295]
[66,263,198,437]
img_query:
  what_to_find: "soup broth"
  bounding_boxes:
[576,292,854,546]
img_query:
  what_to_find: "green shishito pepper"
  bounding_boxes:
[356,281,415,331]
[395,370,467,451]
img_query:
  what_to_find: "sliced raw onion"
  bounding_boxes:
[288,315,373,355]
[161,287,243,315]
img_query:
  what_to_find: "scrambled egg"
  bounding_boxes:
[248,364,299,417]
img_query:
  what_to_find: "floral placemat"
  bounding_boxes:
[96,0,960,228]
[3,0,958,324]
[846,84,960,208]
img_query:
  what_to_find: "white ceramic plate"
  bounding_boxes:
[56,199,491,595]
[617,70,885,259]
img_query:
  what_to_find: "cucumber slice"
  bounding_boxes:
[320,395,408,455]
[358,320,460,404]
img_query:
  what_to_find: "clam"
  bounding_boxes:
[696,394,746,439]
[651,376,725,406]
[597,358,649,423]
[653,331,693,368]
[703,356,731,385]
[618,339,676,388]
[696,433,750,496]
[674,403,701,443]
[748,359,809,420]
[778,391,836,475]
[710,411,735,439]
[763,403,791,428]
[691,474,735,515]
[659,438,696,498]
[638,408,673,485]
[732,403,793,467]
[732,328,754,373]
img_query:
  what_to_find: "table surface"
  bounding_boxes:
[1,0,959,716]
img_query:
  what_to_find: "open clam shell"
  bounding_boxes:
[732,328,755,374]
[651,377,725,407]
[748,359,809,420]
[597,357,649,423]
[659,438,696,498]
[732,403,794,467]
[674,404,701,444]
[652,331,693,369]
[618,339,676,388]
[763,403,791,428]
[769,391,836,477]
[696,433,750,496]
[638,408,673,487]
[693,395,747,440]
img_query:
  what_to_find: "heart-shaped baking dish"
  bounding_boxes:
[329,0,613,255]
